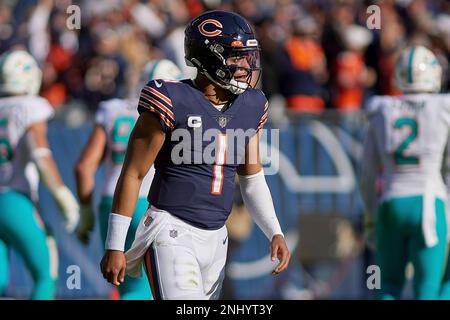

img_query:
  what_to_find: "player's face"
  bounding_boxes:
[226,56,250,81]
[226,50,260,83]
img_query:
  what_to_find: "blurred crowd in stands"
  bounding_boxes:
[0,0,449,115]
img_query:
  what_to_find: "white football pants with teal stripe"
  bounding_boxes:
[375,195,447,300]
[99,196,152,300]
[0,191,58,300]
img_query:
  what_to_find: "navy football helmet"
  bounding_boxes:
[185,10,261,95]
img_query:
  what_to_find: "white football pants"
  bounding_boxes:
[143,206,228,300]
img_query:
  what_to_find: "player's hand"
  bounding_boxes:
[270,234,290,275]
[76,204,95,245]
[100,250,126,286]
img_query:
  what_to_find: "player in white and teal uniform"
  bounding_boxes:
[361,46,449,299]
[439,135,450,299]
[75,59,183,299]
[0,50,80,299]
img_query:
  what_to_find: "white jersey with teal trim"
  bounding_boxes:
[95,98,155,197]
[364,94,450,200]
[0,95,54,200]
[362,93,450,247]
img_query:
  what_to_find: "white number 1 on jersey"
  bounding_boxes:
[211,134,228,195]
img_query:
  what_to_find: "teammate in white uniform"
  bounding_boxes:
[361,45,449,299]
[75,59,183,299]
[0,50,80,299]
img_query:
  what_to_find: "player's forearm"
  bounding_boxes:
[35,153,65,192]
[27,122,65,194]
[37,153,79,210]
[239,170,284,241]
[33,153,80,232]
[105,171,143,252]
[74,163,95,205]
[111,171,144,218]
[74,124,107,205]
[27,123,79,231]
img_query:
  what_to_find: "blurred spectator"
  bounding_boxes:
[365,2,405,97]
[332,24,375,112]
[321,1,354,83]
[39,1,80,108]
[28,0,51,64]
[278,14,328,113]
[82,27,127,110]
[0,3,14,52]
[253,17,276,98]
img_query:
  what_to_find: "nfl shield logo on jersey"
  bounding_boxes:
[216,115,232,128]
[144,215,153,227]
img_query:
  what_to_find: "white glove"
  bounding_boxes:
[77,204,95,245]
[53,186,80,233]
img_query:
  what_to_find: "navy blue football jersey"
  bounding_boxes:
[138,79,268,229]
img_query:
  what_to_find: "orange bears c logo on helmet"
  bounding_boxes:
[198,19,223,37]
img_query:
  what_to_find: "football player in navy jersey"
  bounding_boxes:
[100,10,290,300]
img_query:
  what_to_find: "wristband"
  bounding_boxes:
[105,213,131,251]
